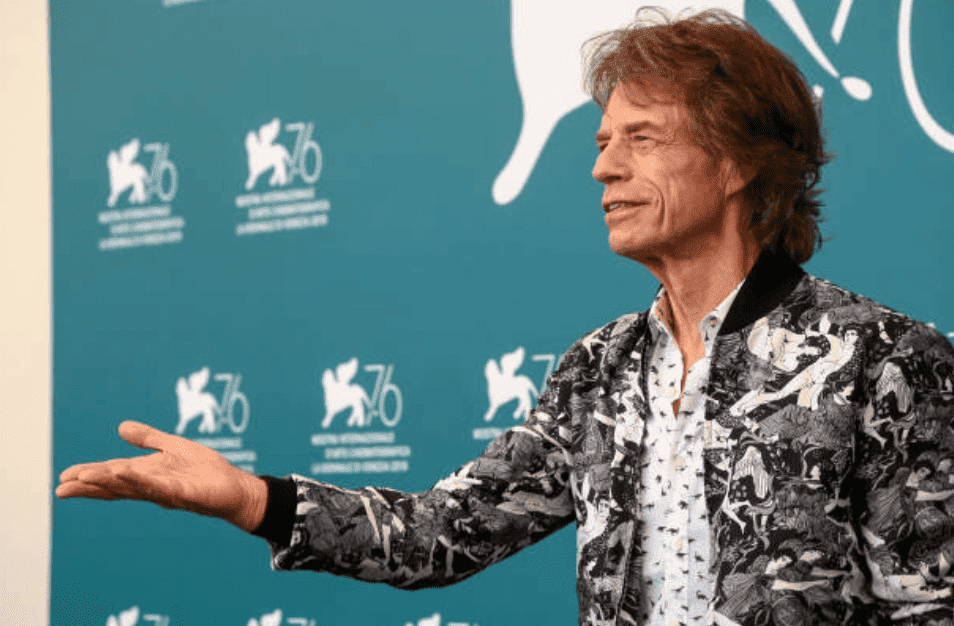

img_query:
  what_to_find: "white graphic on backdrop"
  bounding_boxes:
[321,357,372,428]
[249,609,283,626]
[107,139,149,207]
[162,0,205,8]
[173,367,257,472]
[247,608,317,626]
[404,612,476,626]
[100,138,183,251]
[175,367,249,435]
[321,358,403,429]
[243,118,322,190]
[899,0,954,154]
[312,357,409,475]
[234,118,331,237]
[474,347,556,441]
[494,0,951,205]
[106,606,139,626]
[105,139,178,207]
[484,346,543,422]
[245,119,294,190]
[407,614,440,626]
[105,606,169,626]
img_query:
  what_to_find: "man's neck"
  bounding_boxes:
[649,237,762,353]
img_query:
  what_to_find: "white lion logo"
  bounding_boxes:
[174,367,219,434]
[321,358,372,428]
[247,609,282,626]
[405,613,441,626]
[107,139,149,207]
[106,606,139,626]
[484,347,537,422]
[245,118,292,190]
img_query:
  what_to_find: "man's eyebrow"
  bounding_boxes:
[595,121,665,143]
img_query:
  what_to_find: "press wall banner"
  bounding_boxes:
[51,1,954,625]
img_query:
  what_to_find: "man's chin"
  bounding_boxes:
[608,235,649,261]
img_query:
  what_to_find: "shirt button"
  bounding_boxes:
[666,387,677,399]
[675,538,683,550]
[672,456,686,470]
[670,621,681,626]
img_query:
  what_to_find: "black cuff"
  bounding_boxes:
[250,475,297,547]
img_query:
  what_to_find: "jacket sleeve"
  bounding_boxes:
[855,322,954,622]
[251,339,597,589]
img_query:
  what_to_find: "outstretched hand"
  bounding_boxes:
[56,420,267,533]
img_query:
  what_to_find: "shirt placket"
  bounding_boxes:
[656,314,719,626]
[678,351,712,625]
[656,337,690,626]
[633,284,742,626]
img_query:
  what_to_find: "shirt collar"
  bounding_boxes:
[648,278,746,348]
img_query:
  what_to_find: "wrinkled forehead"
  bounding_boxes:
[601,81,690,135]
[614,76,685,108]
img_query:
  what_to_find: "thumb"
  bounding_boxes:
[118,420,169,451]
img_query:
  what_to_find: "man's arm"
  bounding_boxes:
[56,411,575,589]
[246,339,595,588]
[855,323,954,619]
[57,335,597,588]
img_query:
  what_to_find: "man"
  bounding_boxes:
[57,7,954,626]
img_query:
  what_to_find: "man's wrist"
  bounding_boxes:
[233,474,269,534]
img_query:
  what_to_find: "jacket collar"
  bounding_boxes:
[718,246,806,335]
[604,247,806,383]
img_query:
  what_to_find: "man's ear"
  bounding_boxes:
[722,159,757,199]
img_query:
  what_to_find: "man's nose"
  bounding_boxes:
[592,142,628,185]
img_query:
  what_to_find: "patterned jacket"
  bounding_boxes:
[254,248,954,626]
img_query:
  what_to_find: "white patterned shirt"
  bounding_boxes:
[632,279,745,626]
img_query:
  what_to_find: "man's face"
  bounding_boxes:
[593,86,748,263]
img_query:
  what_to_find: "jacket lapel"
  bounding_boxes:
[606,314,652,474]
[719,247,806,336]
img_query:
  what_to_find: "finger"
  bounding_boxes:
[57,479,178,512]
[61,456,141,482]
[118,420,175,452]
[60,463,95,483]
[121,422,210,462]
[60,423,169,481]
[60,460,121,483]
[55,480,124,500]
[77,472,147,504]
[70,467,132,496]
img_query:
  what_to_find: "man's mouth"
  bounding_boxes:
[603,201,647,212]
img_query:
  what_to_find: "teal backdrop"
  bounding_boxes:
[51,1,954,625]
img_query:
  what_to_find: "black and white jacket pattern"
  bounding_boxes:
[256,249,954,626]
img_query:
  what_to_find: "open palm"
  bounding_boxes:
[56,420,265,532]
